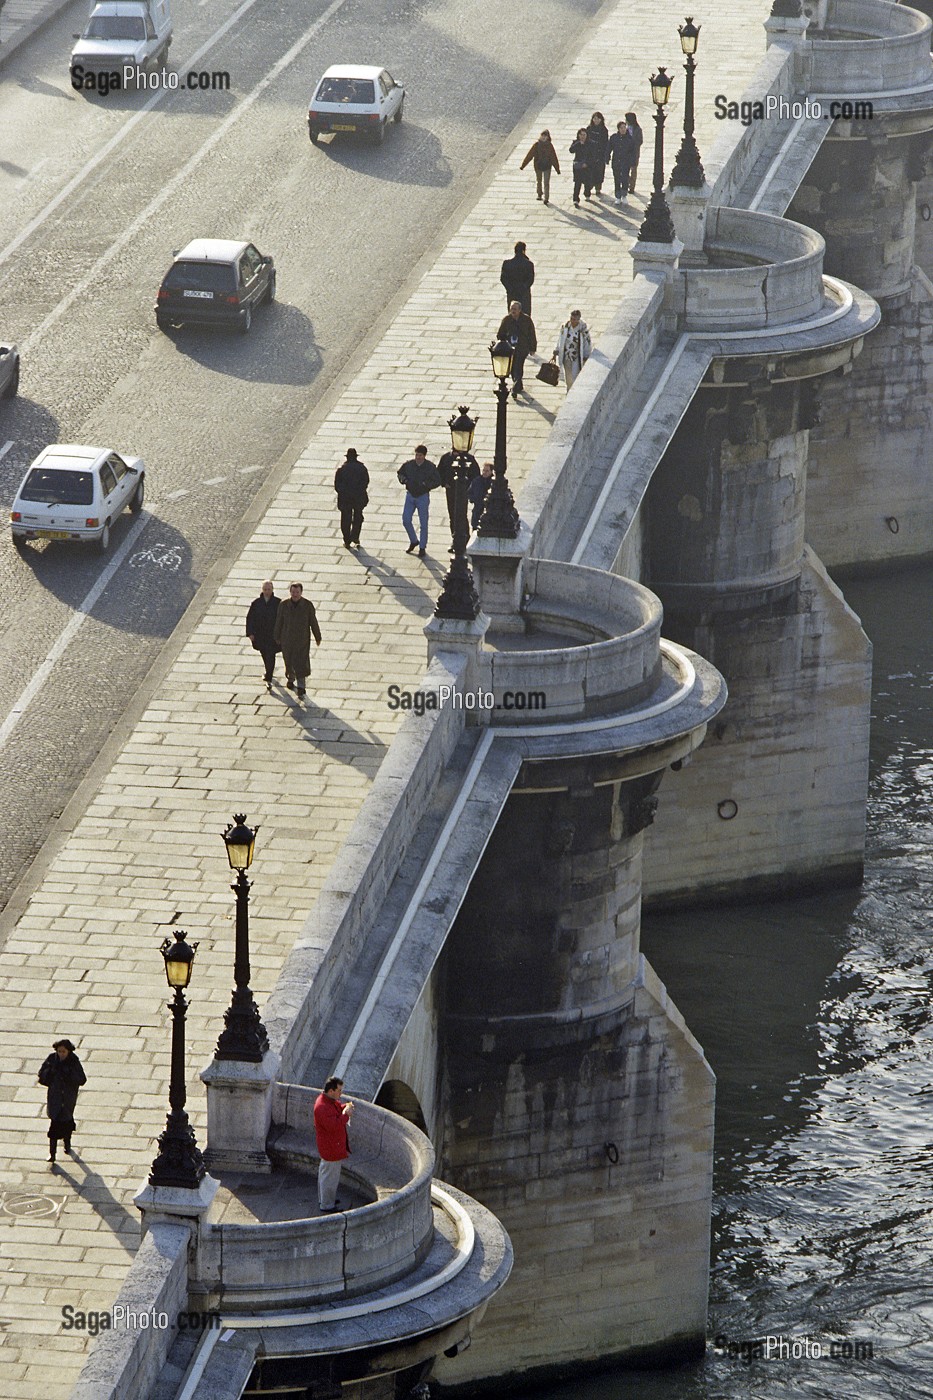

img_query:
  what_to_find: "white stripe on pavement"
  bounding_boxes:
[0,510,153,754]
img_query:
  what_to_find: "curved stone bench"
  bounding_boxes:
[196,1087,435,1310]
[478,559,663,723]
[680,208,825,331]
[806,0,933,95]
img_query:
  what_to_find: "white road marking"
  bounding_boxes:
[238,464,263,474]
[0,0,267,273]
[0,441,13,462]
[8,0,352,350]
[166,488,190,500]
[203,476,226,485]
[0,510,153,755]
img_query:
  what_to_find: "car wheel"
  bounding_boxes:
[309,127,320,144]
[393,99,404,123]
[239,306,252,335]
[266,271,276,305]
[374,118,386,145]
[97,522,111,554]
[3,361,18,398]
[129,477,145,513]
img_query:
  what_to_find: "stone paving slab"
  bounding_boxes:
[0,0,772,1394]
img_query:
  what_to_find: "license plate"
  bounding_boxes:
[332,123,356,131]
[183,290,213,299]
[38,530,69,539]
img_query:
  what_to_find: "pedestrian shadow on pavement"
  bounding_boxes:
[53,1154,138,1255]
[159,303,322,387]
[277,691,388,775]
[511,390,557,428]
[352,549,446,618]
[316,124,453,189]
[549,204,629,238]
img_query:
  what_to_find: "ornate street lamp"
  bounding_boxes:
[477,339,520,539]
[214,814,270,1063]
[149,930,206,1189]
[770,0,803,16]
[435,407,481,620]
[671,18,706,189]
[638,67,676,244]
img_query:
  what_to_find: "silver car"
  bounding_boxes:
[0,342,19,401]
[307,65,404,145]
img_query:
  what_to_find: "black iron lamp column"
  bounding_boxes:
[149,930,206,1189]
[637,67,676,244]
[670,18,705,189]
[477,339,520,539]
[434,407,482,620]
[214,815,270,1063]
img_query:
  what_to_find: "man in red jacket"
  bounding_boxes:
[314,1076,354,1212]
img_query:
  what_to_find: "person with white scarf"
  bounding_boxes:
[553,310,592,388]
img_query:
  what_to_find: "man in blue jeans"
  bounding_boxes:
[397,445,441,556]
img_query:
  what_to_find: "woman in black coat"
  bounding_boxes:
[570,128,591,206]
[38,1039,86,1163]
[585,111,609,194]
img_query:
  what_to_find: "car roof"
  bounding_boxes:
[319,65,385,79]
[32,445,108,468]
[173,239,250,264]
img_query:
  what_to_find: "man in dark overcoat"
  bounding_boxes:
[273,582,322,700]
[245,580,280,687]
[38,1039,87,1164]
[497,301,538,399]
[499,241,535,314]
[334,448,370,549]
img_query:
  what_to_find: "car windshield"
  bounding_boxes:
[163,261,236,292]
[315,77,375,104]
[84,15,146,38]
[20,467,95,505]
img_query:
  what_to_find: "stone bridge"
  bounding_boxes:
[3,2,933,1399]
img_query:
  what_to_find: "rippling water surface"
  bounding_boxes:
[522,567,933,1400]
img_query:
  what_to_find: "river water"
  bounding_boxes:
[528,566,933,1400]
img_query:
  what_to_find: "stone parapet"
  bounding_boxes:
[802,0,933,94]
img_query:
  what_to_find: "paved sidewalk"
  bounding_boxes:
[0,1,772,1395]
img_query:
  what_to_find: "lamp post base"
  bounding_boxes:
[201,1049,280,1174]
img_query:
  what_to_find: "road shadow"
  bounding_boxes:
[160,302,322,387]
[316,122,453,189]
[53,1153,137,1254]
[14,515,197,638]
[0,402,62,504]
[352,548,447,617]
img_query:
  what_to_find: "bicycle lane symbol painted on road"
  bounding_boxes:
[130,542,182,572]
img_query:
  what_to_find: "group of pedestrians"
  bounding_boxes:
[246,579,321,698]
[523,112,642,208]
[497,243,592,393]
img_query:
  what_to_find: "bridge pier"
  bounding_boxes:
[792,110,933,570]
[434,765,714,1387]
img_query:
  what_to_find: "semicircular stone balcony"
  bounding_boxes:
[192,1085,510,1329]
[803,0,933,95]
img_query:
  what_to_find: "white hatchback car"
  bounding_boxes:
[307,65,404,145]
[11,445,145,553]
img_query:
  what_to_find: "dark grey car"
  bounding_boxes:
[155,238,275,335]
[0,342,20,400]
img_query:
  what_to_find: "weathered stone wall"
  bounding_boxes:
[639,377,872,904]
[790,127,933,568]
[434,781,714,1386]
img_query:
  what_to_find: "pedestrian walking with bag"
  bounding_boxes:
[607,120,636,203]
[273,582,321,700]
[520,130,560,205]
[314,1076,354,1213]
[398,445,441,556]
[569,128,592,206]
[245,580,281,688]
[499,241,535,314]
[554,310,592,389]
[585,112,609,194]
[334,447,370,549]
[38,1039,86,1165]
[625,112,644,193]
